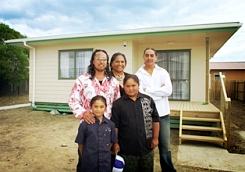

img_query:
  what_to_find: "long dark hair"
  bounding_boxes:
[87,49,112,80]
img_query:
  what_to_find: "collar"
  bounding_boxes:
[95,116,109,124]
[139,64,161,73]
[122,92,144,100]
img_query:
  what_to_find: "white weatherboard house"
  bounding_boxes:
[5,22,240,108]
[6,22,242,146]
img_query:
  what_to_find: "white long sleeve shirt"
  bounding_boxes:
[136,64,172,117]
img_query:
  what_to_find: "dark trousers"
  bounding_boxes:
[77,149,82,172]
[121,151,153,172]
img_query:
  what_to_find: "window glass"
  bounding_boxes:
[76,50,92,77]
[59,49,92,79]
[157,50,190,100]
[60,51,75,78]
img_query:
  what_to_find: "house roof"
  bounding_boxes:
[210,62,245,70]
[5,22,242,44]
[4,22,242,58]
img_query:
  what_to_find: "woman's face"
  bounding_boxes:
[124,78,139,98]
[93,51,108,72]
[111,55,126,73]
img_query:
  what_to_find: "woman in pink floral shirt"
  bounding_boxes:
[68,49,120,123]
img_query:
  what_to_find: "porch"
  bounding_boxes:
[169,101,220,128]
[169,101,227,147]
[170,101,220,116]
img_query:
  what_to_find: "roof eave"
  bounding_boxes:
[5,22,242,45]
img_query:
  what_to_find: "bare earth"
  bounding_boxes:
[0,95,244,172]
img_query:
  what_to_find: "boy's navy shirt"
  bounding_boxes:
[75,117,116,172]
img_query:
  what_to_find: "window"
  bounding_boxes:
[59,49,92,79]
[157,50,190,100]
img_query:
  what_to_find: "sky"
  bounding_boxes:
[1,0,245,62]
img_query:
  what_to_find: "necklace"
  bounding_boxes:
[115,74,124,81]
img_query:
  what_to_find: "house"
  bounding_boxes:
[5,22,242,146]
[5,22,241,108]
[210,61,245,101]
[210,61,245,81]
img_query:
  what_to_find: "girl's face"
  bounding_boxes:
[91,100,106,118]
[111,55,126,73]
[124,78,139,98]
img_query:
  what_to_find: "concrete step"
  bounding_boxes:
[182,125,222,131]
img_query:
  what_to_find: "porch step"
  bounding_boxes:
[179,110,227,147]
[182,117,220,122]
[182,125,222,131]
[181,134,224,143]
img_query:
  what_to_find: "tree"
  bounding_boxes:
[0,23,28,95]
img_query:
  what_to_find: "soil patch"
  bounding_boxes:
[0,95,244,171]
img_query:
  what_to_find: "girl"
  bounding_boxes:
[75,95,117,172]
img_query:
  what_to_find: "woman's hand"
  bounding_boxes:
[82,111,95,124]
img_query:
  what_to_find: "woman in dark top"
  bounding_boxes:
[110,52,130,96]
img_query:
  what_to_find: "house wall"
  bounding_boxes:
[210,70,245,81]
[29,40,134,103]
[29,39,207,103]
[132,42,206,102]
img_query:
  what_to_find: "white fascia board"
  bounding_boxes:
[5,22,242,44]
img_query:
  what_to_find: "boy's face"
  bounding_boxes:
[124,78,139,98]
[91,100,106,118]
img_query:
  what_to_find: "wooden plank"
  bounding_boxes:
[182,125,222,131]
[220,112,227,141]
[180,134,224,143]
[182,117,220,122]
[170,101,220,112]
[179,110,183,144]
[170,110,180,117]
[182,111,220,118]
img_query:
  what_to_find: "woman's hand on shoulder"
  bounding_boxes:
[83,111,95,124]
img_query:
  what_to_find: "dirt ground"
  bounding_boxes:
[0,95,244,172]
[230,100,245,153]
[212,100,245,154]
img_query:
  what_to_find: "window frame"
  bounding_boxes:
[58,49,93,80]
[156,49,191,101]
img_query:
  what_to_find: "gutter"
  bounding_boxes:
[23,41,36,108]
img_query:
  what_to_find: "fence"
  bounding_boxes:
[211,79,245,102]
[0,80,29,96]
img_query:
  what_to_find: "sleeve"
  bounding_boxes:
[68,78,86,119]
[110,122,117,144]
[135,69,157,99]
[75,122,87,144]
[145,71,172,98]
[111,101,120,128]
[150,98,160,122]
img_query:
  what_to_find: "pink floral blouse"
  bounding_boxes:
[68,73,120,119]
